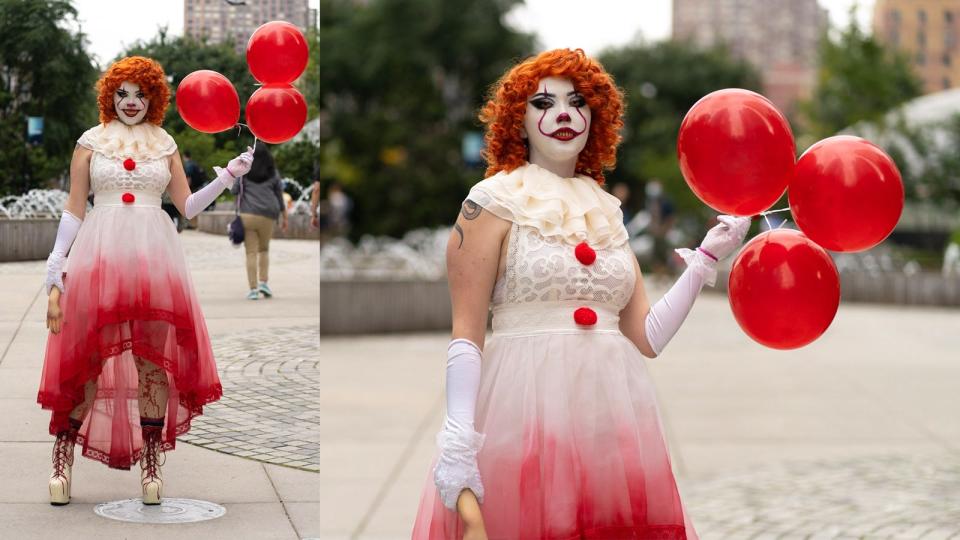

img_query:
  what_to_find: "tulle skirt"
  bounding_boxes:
[412,303,698,539]
[37,201,222,469]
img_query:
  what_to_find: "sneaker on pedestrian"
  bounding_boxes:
[258,282,273,298]
[246,289,259,300]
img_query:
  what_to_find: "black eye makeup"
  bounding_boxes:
[116,90,129,98]
[570,94,586,107]
[530,97,554,110]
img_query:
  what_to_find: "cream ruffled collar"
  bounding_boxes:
[77,120,177,161]
[467,163,628,249]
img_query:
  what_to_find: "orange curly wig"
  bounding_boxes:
[479,48,624,184]
[96,56,170,126]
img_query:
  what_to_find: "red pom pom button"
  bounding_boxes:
[121,192,135,204]
[573,307,598,326]
[575,241,596,265]
[123,158,136,171]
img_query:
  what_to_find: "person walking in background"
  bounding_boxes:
[182,150,206,192]
[325,182,352,237]
[231,144,288,300]
[182,150,208,228]
[310,180,321,228]
[645,178,676,276]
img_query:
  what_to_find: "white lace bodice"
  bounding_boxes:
[89,152,171,195]
[492,223,636,311]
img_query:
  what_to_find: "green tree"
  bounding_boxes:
[319,0,534,237]
[600,41,762,214]
[304,26,319,120]
[801,16,922,140]
[0,0,98,194]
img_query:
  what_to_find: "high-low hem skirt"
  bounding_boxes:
[37,204,222,470]
[412,330,698,540]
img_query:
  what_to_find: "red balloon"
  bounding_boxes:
[246,84,308,144]
[678,89,796,216]
[729,229,840,350]
[247,21,309,84]
[176,70,240,133]
[790,136,904,252]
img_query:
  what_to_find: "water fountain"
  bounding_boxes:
[0,189,80,261]
[0,189,74,219]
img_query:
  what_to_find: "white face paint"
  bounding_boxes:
[522,76,591,177]
[113,80,149,125]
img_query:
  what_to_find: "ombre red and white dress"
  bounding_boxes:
[412,163,698,539]
[37,121,222,470]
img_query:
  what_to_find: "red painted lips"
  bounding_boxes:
[549,127,581,141]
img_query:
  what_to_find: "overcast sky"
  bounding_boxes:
[72,0,872,66]
[508,0,876,55]
[73,0,321,67]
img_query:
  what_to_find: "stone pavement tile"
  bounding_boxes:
[207,317,318,336]
[0,399,53,442]
[0,322,21,356]
[0,329,47,369]
[683,454,960,538]
[0,368,44,399]
[667,396,931,443]
[0,283,40,323]
[264,464,320,502]
[318,479,381,537]
[285,501,321,539]
[676,441,946,481]
[0,502,299,540]
[0,442,281,504]
[183,325,319,471]
[319,442,408,481]
[359,410,440,538]
[357,476,421,538]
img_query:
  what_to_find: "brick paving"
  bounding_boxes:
[181,324,320,472]
[684,455,960,539]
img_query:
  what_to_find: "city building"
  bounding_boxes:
[874,0,960,93]
[672,0,828,117]
[184,0,316,55]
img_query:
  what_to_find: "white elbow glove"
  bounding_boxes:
[44,210,82,295]
[433,338,485,510]
[645,215,750,355]
[185,148,253,219]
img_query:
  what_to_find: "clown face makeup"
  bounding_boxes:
[114,81,149,125]
[522,76,591,177]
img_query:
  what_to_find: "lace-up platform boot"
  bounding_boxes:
[49,418,81,506]
[139,417,165,505]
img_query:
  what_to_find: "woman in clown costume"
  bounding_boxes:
[38,56,252,506]
[412,49,751,539]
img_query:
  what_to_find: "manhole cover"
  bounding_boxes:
[94,498,226,524]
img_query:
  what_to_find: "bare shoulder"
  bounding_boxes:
[72,144,93,161]
[454,199,511,249]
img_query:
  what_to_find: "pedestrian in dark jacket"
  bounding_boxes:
[231,144,288,300]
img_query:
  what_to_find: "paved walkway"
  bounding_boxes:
[319,285,960,539]
[0,231,319,539]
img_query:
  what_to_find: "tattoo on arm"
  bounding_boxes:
[461,200,482,220]
[454,223,464,249]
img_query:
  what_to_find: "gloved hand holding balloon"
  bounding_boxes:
[677,89,904,350]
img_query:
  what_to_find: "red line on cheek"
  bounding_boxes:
[537,108,549,136]
[576,107,587,131]
[536,84,551,136]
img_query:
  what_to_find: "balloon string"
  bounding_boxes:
[758,206,791,230]
[234,123,259,152]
